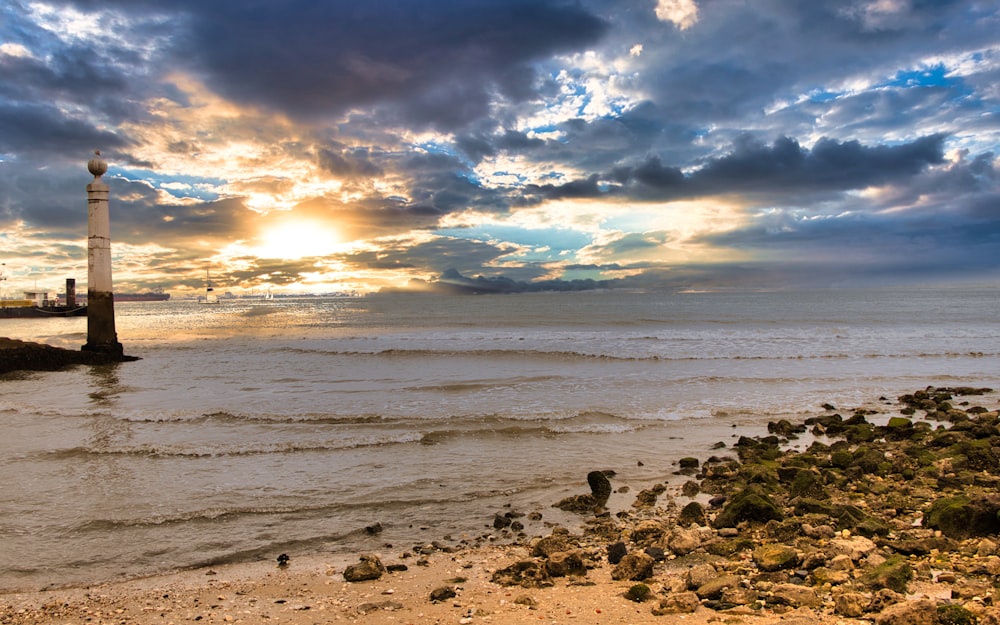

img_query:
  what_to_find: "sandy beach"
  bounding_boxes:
[1,544,871,625]
[4,379,1000,625]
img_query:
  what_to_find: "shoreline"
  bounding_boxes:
[4,385,1000,624]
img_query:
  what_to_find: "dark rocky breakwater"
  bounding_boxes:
[476,386,1000,623]
[0,337,136,375]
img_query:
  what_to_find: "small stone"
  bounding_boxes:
[429,586,456,603]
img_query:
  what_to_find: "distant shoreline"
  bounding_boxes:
[0,337,130,375]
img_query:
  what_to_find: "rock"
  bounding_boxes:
[678,457,700,474]
[925,495,1000,539]
[654,591,701,615]
[624,583,652,602]
[611,552,655,581]
[789,469,827,499]
[681,480,701,497]
[875,599,938,625]
[752,544,800,572]
[827,535,878,561]
[531,532,572,558]
[429,586,456,602]
[694,574,741,600]
[667,527,701,555]
[833,591,870,617]
[513,595,538,607]
[769,583,820,608]
[632,484,666,508]
[343,555,385,582]
[587,470,612,506]
[721,585,758,607]
[769,419,806,437]
[685,563,717,590]
[493,513,512,529]
[937,603,979,625]
[712,486,783,528]
[862,555,913,594]
[630,520,665,546]
[644,546,667,561]
[544,550,587,577]
[868,588,905,613]
[357,600,404,614]
[677,501,705,527]
[607,541,627,564]
[811,567,851,586]
[554,493,600,512]
[491,559,552,588]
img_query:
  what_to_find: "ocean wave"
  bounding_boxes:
[41,432,425,459]
[276,345,1000,362]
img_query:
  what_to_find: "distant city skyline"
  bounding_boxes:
[1,0,998,295]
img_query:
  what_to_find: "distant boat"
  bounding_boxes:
[115,292,171,302]
[0,301,87,319]
[1,274,87,318]
[200,272,220,305]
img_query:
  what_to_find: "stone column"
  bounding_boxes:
[82,151,123,358]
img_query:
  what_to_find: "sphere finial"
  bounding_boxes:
[88,150,108,179]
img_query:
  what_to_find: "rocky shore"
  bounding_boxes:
[0,337,132,375]
[3,385,1000,624]
[476,385,1000,624]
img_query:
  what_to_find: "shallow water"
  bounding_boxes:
[1,287,998,590]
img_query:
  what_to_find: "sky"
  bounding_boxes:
[1,0,998,296]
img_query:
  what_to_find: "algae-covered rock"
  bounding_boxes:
[677,501,706,527]
[752,543,800,572]
[862,555,913,594]
[925,495,1000,539]
[789,469,828,499]
[937,603,978,625]
[712,485,783,528]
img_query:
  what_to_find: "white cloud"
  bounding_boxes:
[654,0,699,30]
[0,43,34,58]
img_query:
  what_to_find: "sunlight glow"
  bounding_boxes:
[256,220,344,259]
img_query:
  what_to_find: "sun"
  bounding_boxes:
[257,219,342,259]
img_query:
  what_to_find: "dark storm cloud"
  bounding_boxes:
[143,0,608,128]
[349,236,513,276]
[0,102,128,157]
[694,154,1000,281]
[530,134,947,202]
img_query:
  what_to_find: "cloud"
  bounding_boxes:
[165,0,608,129]
[654,0,699,30]
[0,0,997,294]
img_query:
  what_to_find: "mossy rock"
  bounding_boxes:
[712,486,783,529]
[844,423,877,444]
[789,469,828,499]
[625,583,652,602]
[953,439,1000,472]
[677,501,706,527]
[705,537,755,557]
[925,495,1000,539]
[937,602,978,625]
[862,555,912,594]
[830,450,853,469]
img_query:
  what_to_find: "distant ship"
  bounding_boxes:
[1,278,87,318]
[115,292,171,302]
[0,300,87,319]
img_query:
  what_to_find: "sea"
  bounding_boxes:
[1,287,998,592]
